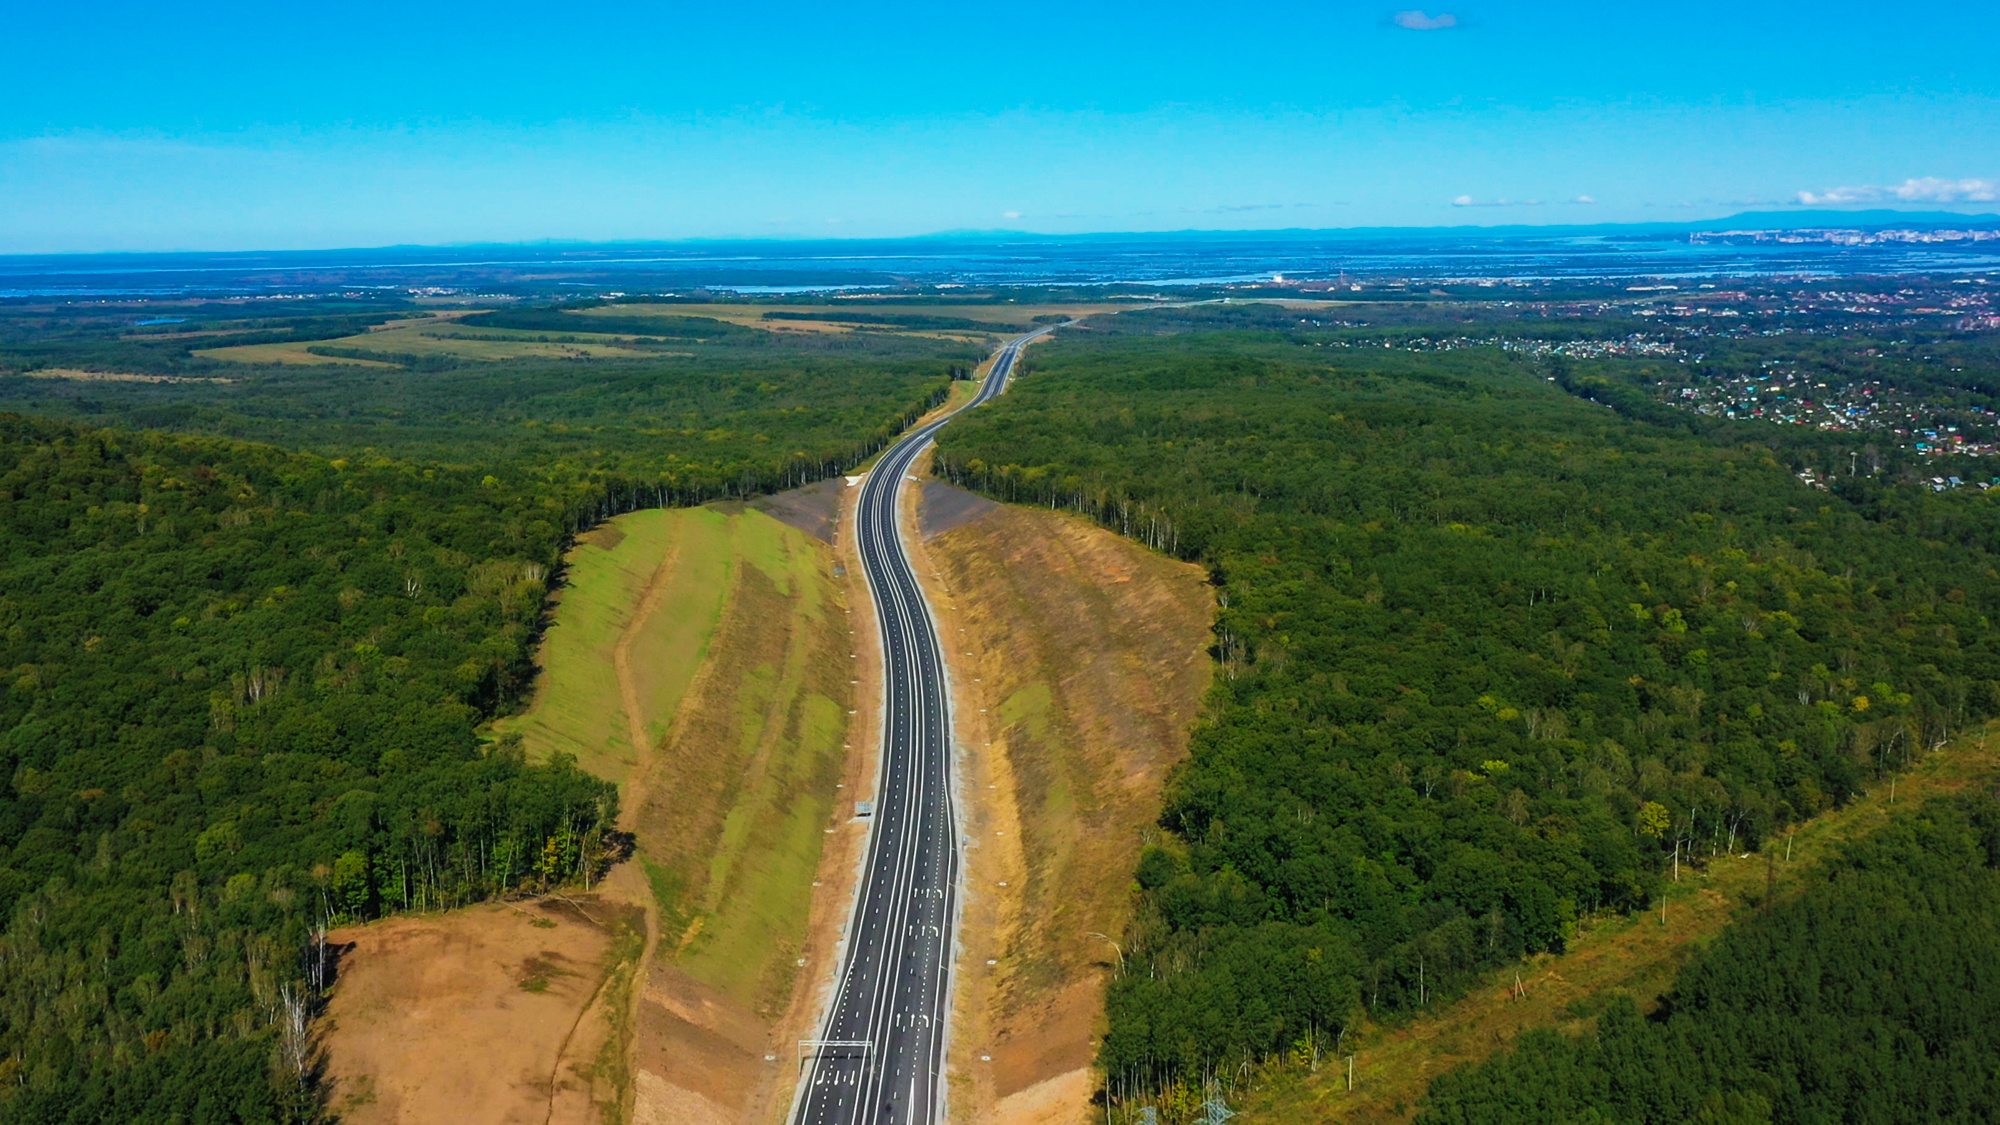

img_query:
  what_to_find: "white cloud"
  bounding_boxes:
[1002,210,1022,219]
[1571,195,1597,204]
[1796,177,1998,205]
[1394,10,1458,30]
[1794,186,1873,205]
[1452,195,1542,207]
[1893,177,1997,202]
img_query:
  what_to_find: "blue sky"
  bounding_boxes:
[3,0,1996,251]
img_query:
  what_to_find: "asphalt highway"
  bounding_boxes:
[790,327,1056,1125]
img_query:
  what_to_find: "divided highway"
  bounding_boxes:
[790,327,1055,1125]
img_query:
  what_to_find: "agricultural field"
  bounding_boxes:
[578,301,1111,338]
[196,320,662,365]
[192,340,399,365]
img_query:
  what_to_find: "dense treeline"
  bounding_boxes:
[1,336,972,497]
[0,413,627,1119]
[1418,794,2000,1124]
[0,301,980,1117]
[455,307,767,341]
[933,322,2000,1101]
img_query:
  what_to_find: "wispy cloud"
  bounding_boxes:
[1571,195,1597,205]
[1796,177,1998,205]
[1394,9,1458,30]
[1452,195,1542,207]
[1182,202,1309,214]
[1002,210,1022,219]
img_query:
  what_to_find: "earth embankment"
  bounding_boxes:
[904,476,1216,1125]
[324,501,861,1124]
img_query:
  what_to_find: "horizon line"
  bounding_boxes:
[7,207,2000,260]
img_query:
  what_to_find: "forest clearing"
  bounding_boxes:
[322,895,641,1124]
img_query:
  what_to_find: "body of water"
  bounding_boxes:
[2,230,1996,299]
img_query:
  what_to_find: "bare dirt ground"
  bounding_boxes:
[899,472,1216,1125]
[323,895,640,1125]
[919,480,999,539]
[750,477,844,543]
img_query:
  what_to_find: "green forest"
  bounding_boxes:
[0,306,979,490]
[0,302,981,1121]
[0,413,622,1120]
[933,317,2000,1106]
[5,291,1998,1120]
[1417,794,2000,1124]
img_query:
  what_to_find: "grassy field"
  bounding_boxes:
[196,320,656,365]
[188,300,1116,366]
[1230,720,2000,1124]
[638,505,853,1012]
[576,301,1118,336]
[498,499,854,1019]
[190,341,398,366]
[492,509,733,784]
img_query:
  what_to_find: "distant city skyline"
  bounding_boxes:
[3,1,1995,253]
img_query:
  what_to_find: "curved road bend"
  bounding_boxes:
[791,327,1056,1125]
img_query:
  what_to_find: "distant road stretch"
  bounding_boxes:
[790,326,1056,1125]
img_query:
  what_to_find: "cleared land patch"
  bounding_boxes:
[504,499,858,1121]
[750,476,845,543]
[902,480,1216,1125]
[1231,720,2000,1124]
[196,321,659,365]
[576,301,1120,337]
[13,368,235,383]
[331,500,857,1124]
[322,895,640,1125]
[191,341,398,366]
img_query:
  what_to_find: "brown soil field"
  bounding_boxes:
[900,472,1216,1125]
[322,895,641,1125]
[1232,720,2000,1123]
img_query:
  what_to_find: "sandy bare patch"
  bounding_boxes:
[993,1068,1096,1125]
[323,896,634,1125]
